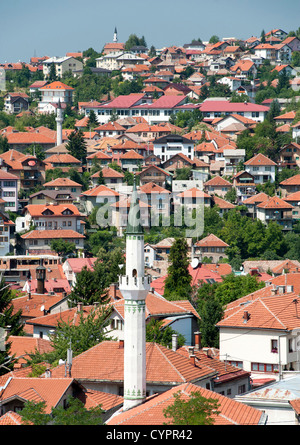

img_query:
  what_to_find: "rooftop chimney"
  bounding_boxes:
[172,334,178,351]
[194,331,201,350]
[77,302,83,312]
[119,339,124,349]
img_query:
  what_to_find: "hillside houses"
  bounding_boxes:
[3,24,300,426]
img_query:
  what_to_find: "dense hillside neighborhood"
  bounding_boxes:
[2,24,300,427]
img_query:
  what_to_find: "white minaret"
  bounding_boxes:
[55,99,63,146]
[113,27,118,43]
[119,178,150,411]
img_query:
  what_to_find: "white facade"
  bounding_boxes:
[42,56,83,78]
[244,163,276,184]
[153,134,195,162]
[0,173,19,212]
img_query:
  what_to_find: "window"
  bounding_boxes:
[251,362,278,372]
[238,384,246,394]
[271,339,278,353]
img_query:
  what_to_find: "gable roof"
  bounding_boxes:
[107,382,265,425]
[25,203,81,217]
[244,153,277,166]
[49,341,217,385]
[196,234,229,248]
[81,184,120,197]
[280,174,300,186]
[204,176,232,187]
[256,195,294,209]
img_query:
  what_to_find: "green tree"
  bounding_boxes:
[0,275,24,375]
[198,291,223,348]
[209,35,219,44]
[146,318,185,348]
[163,390,220,425]
[50,239,76,258]
[66,130,87,163]
[163,238,192,301]
[20,397,104,425]
[69,266,109,306]
[261,29,266,43]
[88,110,98,128]
[48,63,57,81]
[125,34,147,51]
[0,135,9,153]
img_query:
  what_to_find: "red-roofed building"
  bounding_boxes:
[194,234,229,263]
[106,381,265,425]
[204,175,233,198]
[199,99,268,122]
[256,195,294,230]
[20,229,85,254]
[62,257,98,287]
[244,153,277,184]
[38,80,75,113]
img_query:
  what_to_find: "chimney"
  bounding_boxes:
[77,302,83,312]
[189,354,196,366]
[45,368,52,378]
[110,283,117,300]
[271,288,277,295]
[172,334,178,351]
[194,331,201,350]
[243,311,250,322]
[119,339,124,349]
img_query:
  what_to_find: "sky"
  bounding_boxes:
[0,0,299,62]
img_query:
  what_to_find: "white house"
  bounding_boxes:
[244,153,277,184]
[153,134,195,162]
[38,81,74,113]
[62,257,97,288]
[217,277,300,378]
[42,56,83,79]
[0,170,19,212]
[96,51,145,71]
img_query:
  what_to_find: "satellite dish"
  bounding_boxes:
[40,305,45,312]
[191,258,199,269]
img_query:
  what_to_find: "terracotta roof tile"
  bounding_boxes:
[244,153,277,166]
[21,229,85,240]
[107,382,264,425]
[256,195,294,209]
[196,234,229,248]
[204,176,232,187]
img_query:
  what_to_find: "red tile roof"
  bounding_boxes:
[81,184,119,197]
[204,176,232,187]
[196,234,229,248]
[177,187,211,198]
[25,203,81,217]
[50,341,217,384]
[107,382,264,425]
[244,153,277,166]
[21,229,85,240]
[40,81,74,91]
[43,177,82,187]
[280,174,300,186]
[256,195,294,209]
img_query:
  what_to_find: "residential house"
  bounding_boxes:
[280,174,300,197]
[244,153,277,184]
[256,195,294,230]
[44,153,82,173]
[242,192,270,218]
[283,191,300,220]
[211,195,236,216]
[277,143,300,170]
[0,151,46,193]
[254,44,277,62]
[96,51,145,71]
[217,279,300,384]
[62,257,97,288]
[19,203,84,234]
[4,132,55,151]
[107,381,266,425]
[138,164,171,188]
[94,121,126,137]
[204,176,233,198]
[193,234,229,263]
[232,170,256,203]
[42,56,83,79]
[38,81,74,113]
[80,184,120,215]
[174,188,211,216]
[138,182,171,221]
[20,229,85,254]
[223,148,246,176]
[119,149,144,172]
[91,166,124,189]
[274,111,296,125]
[43,177,83,200]
[0,170,19,212]
[0,205,14,256]
[110,196,150,235]
[3,92,29,114]
[28,190,75,206]
[49,340,219,397]
[86,151,113,172]
[229,59,258,79]
[265,29,288,40]
[153,134,194,162]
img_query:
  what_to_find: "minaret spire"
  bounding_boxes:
[113,27,118,43]
[119,176,150,411]
[55,99,63,146]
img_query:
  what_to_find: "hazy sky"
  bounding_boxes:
[1,0,299,62]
